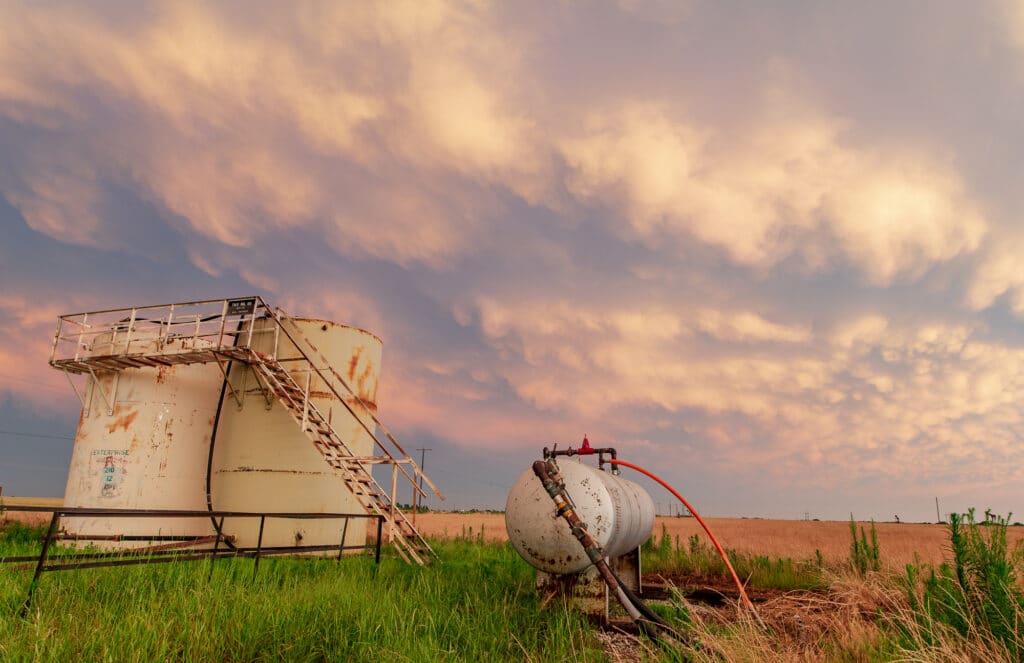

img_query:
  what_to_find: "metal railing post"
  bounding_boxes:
[125,308,137,355]
[20,511,61,616]
[389,464,398,544]
[217,300,228,351]
[74,313,88,361]
[50,317,63,365]
[252,515,265,579]
[300,370,311,432]
[208,516,225,581]
[164,304,175,344]
[375,517,383,564]
[337,518,349,561]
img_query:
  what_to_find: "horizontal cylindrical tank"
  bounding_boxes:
[210,317,382,553]
[505,459,655,574]
[63,333,223,541]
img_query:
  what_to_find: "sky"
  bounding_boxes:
[2,1,1024,522]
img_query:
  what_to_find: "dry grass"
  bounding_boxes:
[0,496,63,526]
[7,505,1021,571]
[411,513,1024,567]
[7,505,1010,568]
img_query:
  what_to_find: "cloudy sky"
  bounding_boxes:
[2,1,1024,522]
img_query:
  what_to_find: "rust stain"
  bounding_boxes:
[357,360,376,402]
[106,406,139,434]
[155,366,170,384]
[347,347,363,381]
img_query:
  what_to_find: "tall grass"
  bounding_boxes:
[642,524,826,592]
[7,511,1024,662]
[849,517,881,575]
[900,508,1024,660]
[0,533,602,662]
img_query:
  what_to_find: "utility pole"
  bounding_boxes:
[935,497,941,523]
[412,447,432,524]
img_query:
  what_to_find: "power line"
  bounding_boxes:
[0,429,74,441]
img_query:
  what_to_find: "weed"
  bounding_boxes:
[849,516,881,574]
[643,527,826,592]
[901,508,1024,659]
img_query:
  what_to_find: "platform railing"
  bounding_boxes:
[49,296,274,369]
[0,505,385,615]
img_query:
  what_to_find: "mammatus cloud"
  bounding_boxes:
[463,297,1024,487]
[1,1,1022,514]
[560,103,986,284]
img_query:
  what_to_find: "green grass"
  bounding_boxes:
[7,510,1023,662]
[0,531,602,662]
[900,509,1024,660]
[642,525,827,592]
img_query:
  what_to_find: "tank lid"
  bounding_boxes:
[287,317,383,345]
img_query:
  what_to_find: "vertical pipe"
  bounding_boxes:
[21,511,60,616]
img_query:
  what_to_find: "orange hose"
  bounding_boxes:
[608,459,759,618]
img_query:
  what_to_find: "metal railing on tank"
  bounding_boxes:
[49,296,276,371]
[0,506,386,615]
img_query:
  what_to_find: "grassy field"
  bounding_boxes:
[3,511,1024,661]
[0,533,601,662]
[412,512,1024,567]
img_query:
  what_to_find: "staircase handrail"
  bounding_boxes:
[262,309,445,502]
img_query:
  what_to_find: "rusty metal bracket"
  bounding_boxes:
[62,369,87,413]
[215,359,243,409]
[85,366,118,416]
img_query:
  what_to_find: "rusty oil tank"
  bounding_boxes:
[61,315,383,553]
[210,317,382,553]
[62,331,223,540]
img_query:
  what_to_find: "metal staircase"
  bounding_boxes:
[49,296,443,565]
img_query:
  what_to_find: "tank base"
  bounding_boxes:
[535,548,642,624]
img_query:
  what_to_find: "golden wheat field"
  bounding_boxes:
[411,512,1024,567]
[5,502,1021,567]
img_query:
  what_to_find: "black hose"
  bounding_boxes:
[610,567,671,629]
[204,321,243,551]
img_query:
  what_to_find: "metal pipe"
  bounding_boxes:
[530,460,644,623]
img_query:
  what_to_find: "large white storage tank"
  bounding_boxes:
[62,332,223,540]
[505,460,655,574]
[210,317,383,553]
